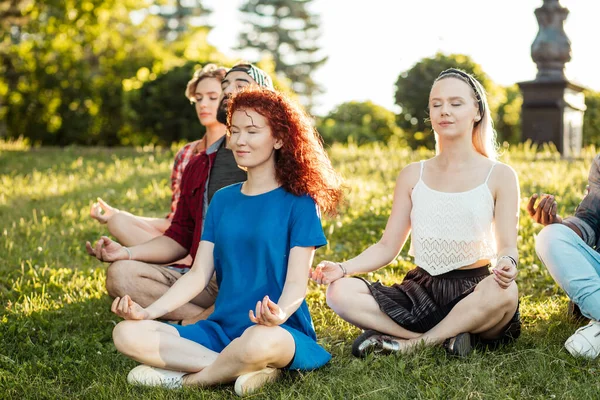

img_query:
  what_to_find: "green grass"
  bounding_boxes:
[1,140,599,399]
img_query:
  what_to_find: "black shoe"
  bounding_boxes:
[351,330,400,358]
[352,330,380,358]
[443,332,472,357]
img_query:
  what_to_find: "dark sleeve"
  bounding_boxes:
[207,145,247,204]
[289,195,327,249]
[571,155,600,246]
[163,162,195,253]
[201,196,218,244]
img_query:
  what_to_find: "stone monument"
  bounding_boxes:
[518,0,586,157]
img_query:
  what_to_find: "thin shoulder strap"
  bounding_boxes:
[419,160,424,180]
[484,162,497,184]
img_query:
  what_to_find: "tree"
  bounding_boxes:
[0,0,220,145]
[583,89,600,147]
[125,61,209,146]
[237,0,326,113]
[394,53,500,149]
[317,101,404,146]
[494,84,522,144]
[0,0,31,137]
[148,0,212,42]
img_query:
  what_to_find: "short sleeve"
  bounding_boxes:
[290,195,327,249]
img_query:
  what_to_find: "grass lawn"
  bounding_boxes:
[1,140,599,399]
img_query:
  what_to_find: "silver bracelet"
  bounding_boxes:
[123,246,132,260]
[337,262,348,276]
[498,255,517,267]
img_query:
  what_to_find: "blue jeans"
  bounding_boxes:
[536,223,600,320]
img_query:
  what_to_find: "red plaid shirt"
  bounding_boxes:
[164,149,217,261]
[167,140,205,220]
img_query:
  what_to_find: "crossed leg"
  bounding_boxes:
[112,320,295,387]
[326,274,518,351]
[326,277,421,339]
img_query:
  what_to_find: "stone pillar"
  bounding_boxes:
[518,0,586,157]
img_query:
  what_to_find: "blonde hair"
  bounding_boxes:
[433,71,498,160]
[185,64,228,101]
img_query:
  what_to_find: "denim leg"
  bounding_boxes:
[535,223,600,320]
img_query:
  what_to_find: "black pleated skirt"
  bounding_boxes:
[358,265,520,342]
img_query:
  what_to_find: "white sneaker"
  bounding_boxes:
[564,320,600,359]
[234,367,281,397]
[126,364,185,389]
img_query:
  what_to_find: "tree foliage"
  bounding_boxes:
[318,101,403,146]
[583,89,600,147]
[0,0,218,145]
[237,0,326,113]
[494,84,523,144]
[148,0,212,42]
[393,53,520,149]
[125,60,209,146]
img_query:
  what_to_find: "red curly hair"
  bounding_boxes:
[227,86,343,215]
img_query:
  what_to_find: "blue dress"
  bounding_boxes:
[173,183,331,370]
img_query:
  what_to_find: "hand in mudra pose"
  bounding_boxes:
[89,197,119,224]
[249,295,286,327]
[85,236,129,262]
[111,295,150,320]
[309,260,345,285]
[527,193,562,225]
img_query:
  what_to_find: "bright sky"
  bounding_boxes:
[204,0,599,116]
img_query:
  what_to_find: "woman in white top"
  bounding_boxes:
[310,68,520,357]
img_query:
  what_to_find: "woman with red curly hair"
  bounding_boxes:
[109,86,342,396]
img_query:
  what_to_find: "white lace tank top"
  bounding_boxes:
[408,161,497,275]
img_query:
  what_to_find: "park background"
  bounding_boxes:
[1,1,599,398]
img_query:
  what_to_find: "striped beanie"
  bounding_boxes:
[226,63,274,90]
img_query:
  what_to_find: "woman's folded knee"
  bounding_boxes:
[112,320,138,353]
[237,326,288,364]
[477,277,518,311]
[326,278,355,311]
[325,280,342,309]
